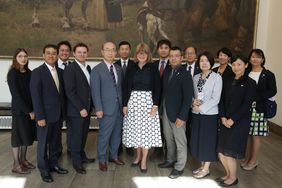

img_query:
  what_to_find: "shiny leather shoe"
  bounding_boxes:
[131,161,141,167]
[193,169,210,179]
[168,169,183,179]
[82,157,96,163]
[109,158,125,165]
[158,161,175,168]
[242,161,258,171]
[50,165,68,174]
[12,165,30,174]
[139,165,147,173]
[21,160,36,169]
[74,166,86,174]
[219,178,239,187]
[99,162,108,172]
[41,171,54,183]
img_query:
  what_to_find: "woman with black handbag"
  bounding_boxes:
[241,49,277,171]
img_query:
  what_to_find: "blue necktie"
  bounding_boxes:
[110,65,116,87]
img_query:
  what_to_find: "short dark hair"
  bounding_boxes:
[217,47,232,58]
[197,51,215,68]
[248,48,266,67]
[73,42,89,52]
[57,40,72,51]
[43,44,58,54]
[170,46,182,55]
[118,41,131,49]
[232,54,248,65]
[156,39,171,50]
[184,46,198,55]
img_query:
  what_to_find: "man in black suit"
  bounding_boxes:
[57,40,72,157]
[63,43,95,174]
[158,47,194,179]
[184,46,201,77]
[30,44,68,183]
[184,46,201,146]
[150,39,171,160]
[115,41,135,156]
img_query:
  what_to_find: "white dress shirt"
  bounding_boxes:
[104,60,118,84]
[75,59,90,84]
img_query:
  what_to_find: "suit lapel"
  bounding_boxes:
[73,61,90,86]
[42,63,60,94]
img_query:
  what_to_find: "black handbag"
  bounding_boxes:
[264,99,277,119]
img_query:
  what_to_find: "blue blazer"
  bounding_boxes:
[91,61,123,115]
[63,61,92,117]
[30,63,65,123]
[162,65,194,122]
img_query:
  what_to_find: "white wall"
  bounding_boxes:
[0,59,99,103]
[256,0,282,126]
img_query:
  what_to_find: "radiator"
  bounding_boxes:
[0,116,99,129]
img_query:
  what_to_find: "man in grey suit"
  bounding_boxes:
[90,42,124,172]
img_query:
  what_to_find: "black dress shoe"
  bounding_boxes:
[158,161,175,168]
[168,169,184,179]
[109,158,125,165]
[219,178,239,187]
[41,171,54,183]
[139,165,147,173]
[50,165,69,174]
[74,166,86,174]
[82,157,95,163]
[215,176,225,183]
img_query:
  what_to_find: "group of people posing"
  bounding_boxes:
[7,39,277,187]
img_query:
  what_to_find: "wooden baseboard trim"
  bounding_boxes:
[269,121,282,137]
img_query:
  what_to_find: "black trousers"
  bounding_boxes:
[67,116,90,167]
[37,120,62,173]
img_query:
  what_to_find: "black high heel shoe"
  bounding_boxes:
[219,178,239,187]
[131,161,141,167]
[139,165,147,173]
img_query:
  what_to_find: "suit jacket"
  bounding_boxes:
[7,69,33,115]
[63,61,92,117]
[251,68,277,113]
[162,65,194,122]
[90,61,123,115]
[152,60,170,105]
[219,74,256,123]
[192,71,222,115]
[30,63,65,122]
[183,62,201,77]
[212,65,234,82]
[115,59,135,74]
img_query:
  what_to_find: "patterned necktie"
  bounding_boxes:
[122,61,127,75]
[188,65,192,75]
[110,65,117,87]
[159,60,165,77]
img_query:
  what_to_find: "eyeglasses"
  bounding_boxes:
[103,49,117,53]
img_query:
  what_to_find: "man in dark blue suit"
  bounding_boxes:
[150,39,171,160]
[30,44,68,183]
[115,41,135,156]
[158,47,194,179]
[63,43,95,174]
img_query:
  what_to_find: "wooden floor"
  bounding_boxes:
[0,130,282,188]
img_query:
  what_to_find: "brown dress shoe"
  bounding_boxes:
[109,159,125,165]
[12,165,31,174]
[99,162,108,171]
[21,160,36,169]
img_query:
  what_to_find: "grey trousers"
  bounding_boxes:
[162,106,187,171]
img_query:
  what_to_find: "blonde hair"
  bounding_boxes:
[134,43,152,62]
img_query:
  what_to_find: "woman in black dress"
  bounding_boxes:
[7,48,36,174]
[217,55,256,186]
[122,43,162,173]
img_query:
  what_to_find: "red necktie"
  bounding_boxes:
[159,61,165,77]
